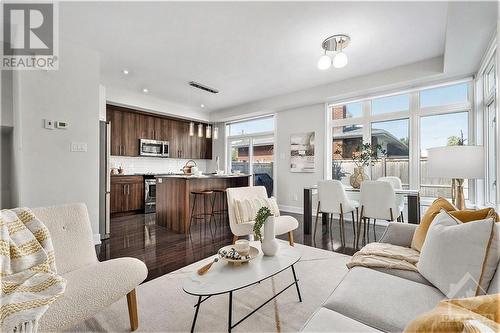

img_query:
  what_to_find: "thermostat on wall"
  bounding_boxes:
[44,119,55,129]
[55,121,68,129]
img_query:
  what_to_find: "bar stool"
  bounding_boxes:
[211,188,228,227]
[188,190,216,234]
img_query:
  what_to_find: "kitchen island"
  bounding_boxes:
[155,174,251,234]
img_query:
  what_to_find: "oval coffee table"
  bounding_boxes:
[183,241,302,332]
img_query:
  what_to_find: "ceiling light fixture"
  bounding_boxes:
[317,34,350,70]
[122,69,129,75]
[206,124,212,139]
[142,88,149,93]
[197,124,203,138]
[200,104,205,108]
[189,122,195,136]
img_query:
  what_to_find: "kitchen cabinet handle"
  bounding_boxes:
[123,185,126,195]
[127,184,130,195]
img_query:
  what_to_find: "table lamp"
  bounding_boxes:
[426,146,484,210]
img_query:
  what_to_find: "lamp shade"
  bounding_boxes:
[426,146,484,179]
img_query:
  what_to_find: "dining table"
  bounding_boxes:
[303,184,421,235]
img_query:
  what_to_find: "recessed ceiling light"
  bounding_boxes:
[142,88,149,93]
[122,69,129,75]
[200,104,205,108]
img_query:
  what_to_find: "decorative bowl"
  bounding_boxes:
[218,245,259,263]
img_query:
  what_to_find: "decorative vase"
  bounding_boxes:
[261,216,279,256]
[350,166,368,189]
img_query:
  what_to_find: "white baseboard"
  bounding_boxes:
[279,204,303,215]
[93,233,101,245]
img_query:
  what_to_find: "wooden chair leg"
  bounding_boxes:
[288,231,294,246]
[126,289,139,331]
[232,235,239,244]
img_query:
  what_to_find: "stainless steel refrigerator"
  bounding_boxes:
[99,121,111,239]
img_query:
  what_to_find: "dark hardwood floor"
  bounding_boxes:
[97,212,386,282]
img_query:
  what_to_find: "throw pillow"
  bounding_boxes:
[411,197,456,251]
[449,208,499,223]
[267,197,280,217]
[234,198,278,224]
[404,294,500,333]
[417,211,495,298]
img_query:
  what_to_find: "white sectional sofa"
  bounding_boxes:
[302,223,500,332]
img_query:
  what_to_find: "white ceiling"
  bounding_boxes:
[60,2,451,112]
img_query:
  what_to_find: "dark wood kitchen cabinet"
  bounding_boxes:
[110,175,144,215]
[106,104,212,159]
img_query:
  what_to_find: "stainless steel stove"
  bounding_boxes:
[144,175,157,213]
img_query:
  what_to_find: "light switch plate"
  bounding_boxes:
[71,142,88,152]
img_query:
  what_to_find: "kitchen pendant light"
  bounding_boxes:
[213,127,219,140]
[318,34,350,70]
[189,122,195,136]
[197,124,203,137]
[206,124,212,139]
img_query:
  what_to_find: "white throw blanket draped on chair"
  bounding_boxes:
[0,208,66,333]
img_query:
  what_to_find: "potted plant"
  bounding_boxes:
[350,143,386,188]
[253,207,279,256]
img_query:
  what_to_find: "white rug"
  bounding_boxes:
[65,242,350,332]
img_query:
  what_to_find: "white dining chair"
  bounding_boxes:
[358,180,398,248]
[314,180,359,248]
[377,176,405,222]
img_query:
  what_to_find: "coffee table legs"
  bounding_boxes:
[191,296,202,333]
[291,264,302,302]
[190,265,302,332]
[228,291,233,333]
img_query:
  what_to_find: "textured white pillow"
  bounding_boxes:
[267,197,281,217]
[234,198,269,224]
[417,210,495,298]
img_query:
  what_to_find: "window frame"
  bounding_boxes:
[476,36,498,207]
[326,79,474,203]
[226,115,276,193]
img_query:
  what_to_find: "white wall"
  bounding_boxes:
[275,104,324,212]
[12,40,101,240]
[210,57,445,122]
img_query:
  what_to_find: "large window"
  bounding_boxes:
[371,118,409,187]
[227,116,275,196]
[420,112,469,198]
[329,80,473,201]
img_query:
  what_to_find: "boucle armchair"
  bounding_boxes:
[32,203,148,331]
[226,186,298,245]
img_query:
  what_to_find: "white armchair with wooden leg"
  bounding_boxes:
[226,186,298,246]
[358,181,399,248]
[314,180,359,248]
[33,203,148,331]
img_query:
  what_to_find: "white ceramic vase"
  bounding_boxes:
[261,216,279,256]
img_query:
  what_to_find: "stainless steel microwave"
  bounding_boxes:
[139,139,169,157]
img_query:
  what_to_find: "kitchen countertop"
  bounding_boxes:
[155,173,250,179]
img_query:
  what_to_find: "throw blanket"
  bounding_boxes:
[347,242,420,271]
[0,208,66,333]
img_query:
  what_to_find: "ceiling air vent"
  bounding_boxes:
[189,81,219,94]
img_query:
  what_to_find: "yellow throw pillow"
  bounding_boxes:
[411,197,456,251]
[404,294,500,333]
[449,208,499,223]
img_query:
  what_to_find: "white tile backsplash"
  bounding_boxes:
[110,156,210,174]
